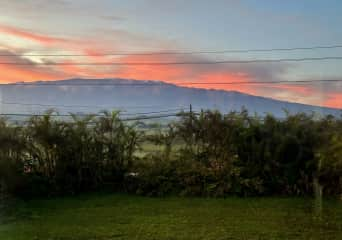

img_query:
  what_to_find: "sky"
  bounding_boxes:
[0,0,341,108]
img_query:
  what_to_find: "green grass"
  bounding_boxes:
[135,142,184,157]
[1,194,342,240]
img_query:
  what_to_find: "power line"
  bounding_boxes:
[0,112,307,124]
[2,44,342,56]
[0,110,185,118]
[122,113,183,121]
[2,111,340,124]
[0,100,186,110]
[0,108,186,118]
[1,79,341,87]
[1,56,342,65]
[0,113,73,117]
[0,101,123,109]
[177,79,342,85]
[0,112,185,122]
[120,108,185,116]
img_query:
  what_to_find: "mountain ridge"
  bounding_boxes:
[0,78,340,117]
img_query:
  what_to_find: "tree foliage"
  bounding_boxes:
[0,110,341,198]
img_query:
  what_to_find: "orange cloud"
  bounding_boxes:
[324,93,342,109]
[189,71,257,94]
[0,64,60,82]
[111,55,260,96]
[115,63,188,82]
[260,84,315,96]
[0,39,340,109]
[0,24,67,45]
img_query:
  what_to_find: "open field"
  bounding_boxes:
[1,194,342,240]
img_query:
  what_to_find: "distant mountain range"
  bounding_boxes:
[0,78,340,118]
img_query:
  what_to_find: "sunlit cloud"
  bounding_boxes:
[0,24,67,45]
[0,22,341,108]
[324,93,342,109]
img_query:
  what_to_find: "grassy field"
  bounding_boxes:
[1,194,342,240]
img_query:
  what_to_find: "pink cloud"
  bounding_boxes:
[0,25,340,109]
[324,93,342,109]
[0,24,67,45]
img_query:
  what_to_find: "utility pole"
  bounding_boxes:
[314,156,323,218]
[189,104,193,150]
[189,104,194,128]
[0,86,2,115]
[189,104,193,131]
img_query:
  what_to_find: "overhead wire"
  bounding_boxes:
[0,79,341,87]
[1,56,342,65]
[0,100,186,111]
[1,44,342,56]
[0,112,187,122]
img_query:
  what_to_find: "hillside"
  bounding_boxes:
[0,78,340,118]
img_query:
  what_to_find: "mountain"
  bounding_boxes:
[0,78,340,118]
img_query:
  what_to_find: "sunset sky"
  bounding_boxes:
[0,0,341,108]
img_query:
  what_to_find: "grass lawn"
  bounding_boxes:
[1,194,342,240]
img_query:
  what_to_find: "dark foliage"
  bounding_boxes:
[0,109,341,198]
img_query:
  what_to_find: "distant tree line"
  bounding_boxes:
[0,109,341,198]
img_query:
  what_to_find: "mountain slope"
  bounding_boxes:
[0,78,340,118]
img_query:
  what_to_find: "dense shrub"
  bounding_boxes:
[0,111,142,197]
[130,110,342,197]
[0,110,341,198]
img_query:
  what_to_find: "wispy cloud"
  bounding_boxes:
[0,24,68,45]
[0,20,340,108]
[0,50,64,82]
[101,15,126,22]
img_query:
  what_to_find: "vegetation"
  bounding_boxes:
[0,109,341,198]
[1,194,342,240]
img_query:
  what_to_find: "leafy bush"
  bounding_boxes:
[0,110,341,198]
